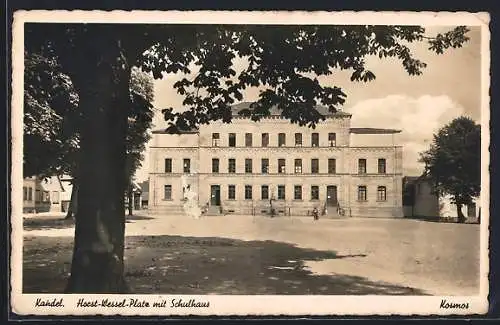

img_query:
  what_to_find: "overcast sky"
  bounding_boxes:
[135,26,482,182]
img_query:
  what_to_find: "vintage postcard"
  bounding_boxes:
[10,10,490,316]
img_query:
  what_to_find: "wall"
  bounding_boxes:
[412,180,440,217]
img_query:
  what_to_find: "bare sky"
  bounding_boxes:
[135,26,483,182]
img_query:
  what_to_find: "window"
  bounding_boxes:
[52,191,59,203]
[228,159,236,173]
[28,187,33,201]
[328,158,336,174]
[164,158,172,173]
[311,133,319,147]
[328,133,337,147]
[294,185,302,200]
[278,133,286,147]
[294,159,302,173]
[183,159,191,173]
[311,159,319,174]
[35,190,41,203]
[261,159,269,174]
[377,186,387,201]
[378,158,387,174]
[278,159,286,174]
[245,159,253,173]
[277,185,286,200]
[212,158,219,173]
[245,133,253,147]
[295,133,302,146]
[358,158,367,174]
[23,186,27,201]
[228,185,236,200]
[212,133,220,146]
[358,186,367,201]
[245,185,253,200]
[43,191,50,203]
[311,186,319,200]
[261,185,269,200]
[262,133,269,147]
[164,185,172,200]
[229,133,236,147]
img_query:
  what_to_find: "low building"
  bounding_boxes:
[403,176,480,222]
[22,175,66,213]
[148,102,404,218]
[125,181,143,211]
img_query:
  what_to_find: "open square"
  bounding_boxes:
[23,214,480,296]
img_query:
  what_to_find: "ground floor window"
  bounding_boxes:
[294,185,302,200]
[52,191,59,203]
[261,185,269,200]
[23,187,27,201]
[228,185,236,200]
[42,191,50,203]
[245,185,252,200]
[164,185,172,200]
[278,185,285,200]
[311,186,319,200]
[377,186,387,201]
[358,186,367,201]
[35,190,41,203]
[28,187,33,201]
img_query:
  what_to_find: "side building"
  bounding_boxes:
[403,176,480,222]
[148,103,403,218]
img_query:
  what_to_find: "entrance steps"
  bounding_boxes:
[323,206,348,219]
[204,205,222,216]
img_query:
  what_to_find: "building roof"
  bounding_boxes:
[349,127,401,134]
[151,129,199,135]
[230,101,352,118]
[152,102,352,134]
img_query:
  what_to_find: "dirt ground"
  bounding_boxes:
[21,213,481,295]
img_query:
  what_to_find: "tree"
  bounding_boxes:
[419,116,481,223]
[25,23,470,293]
[24,55,154,219]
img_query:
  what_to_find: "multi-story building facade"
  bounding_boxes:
[148,102,403,218]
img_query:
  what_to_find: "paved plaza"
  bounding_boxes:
[22,213,481,295]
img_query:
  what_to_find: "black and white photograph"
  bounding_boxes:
[10,10,490,316]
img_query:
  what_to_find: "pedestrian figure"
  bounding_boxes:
[312,207,319,221]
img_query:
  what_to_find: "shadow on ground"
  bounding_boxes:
[125,215,155,222]
[23,218,75,231]
[23,214,154,230]
[23,235,426,295]
[403,216,479,224]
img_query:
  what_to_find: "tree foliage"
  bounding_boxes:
[26,24,470,131]
[24,55,154,182]
[419,116,481,214]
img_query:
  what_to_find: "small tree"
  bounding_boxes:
[420,116,481,223]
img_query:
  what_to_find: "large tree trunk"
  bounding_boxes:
[65,37,132,293]
[65,183,78,219]
[456,203,466,223]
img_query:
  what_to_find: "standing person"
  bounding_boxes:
[313,207,319,221]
